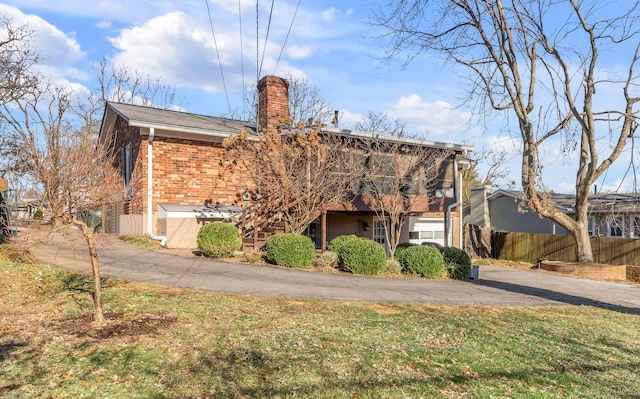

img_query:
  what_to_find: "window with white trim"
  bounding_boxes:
[121,143,133,196]
[632,216,640,238]
[609,217,623,237]
[373,220,386,246]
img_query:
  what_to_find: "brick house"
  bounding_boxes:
[99,75,473,250]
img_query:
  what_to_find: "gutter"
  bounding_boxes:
[147,127,167,247]
[446,159,460,248]
[446,154,472,248]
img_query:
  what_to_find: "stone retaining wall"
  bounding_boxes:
[540,261,627,281]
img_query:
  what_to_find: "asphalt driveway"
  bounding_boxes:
[14,228,640,312]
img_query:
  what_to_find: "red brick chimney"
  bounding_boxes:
[257,75,290,131]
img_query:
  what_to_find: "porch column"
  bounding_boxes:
[321,211,327,252]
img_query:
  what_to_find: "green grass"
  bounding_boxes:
[1,244,639,398]
[118,235,161,250]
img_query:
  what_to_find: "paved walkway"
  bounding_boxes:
[13,228,640,311]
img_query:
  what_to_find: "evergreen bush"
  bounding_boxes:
[196,222,241,258]
[327,235,359,258]
[442,247,472,280]
[396,245,444,278]
[394,242,418,260]
[265,233,316,268]
[338,237,386,275]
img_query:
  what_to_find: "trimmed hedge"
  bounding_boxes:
[394,242,418,260]
[265,233,316,268]
[396,245,444,278]
[338,237,386,275]
[196,222,241,258]
[328,235,360,256]
[442,247,472,280]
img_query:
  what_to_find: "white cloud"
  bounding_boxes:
[0,0,203,24]
[0,4,85,83]
[320,7,339,23]
[287,45,312,59]
[108,12,236,92]
[389,95,473,136]
[96,20,112,29]
[337,109,364,128]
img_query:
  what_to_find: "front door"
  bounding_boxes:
[373,219,387,253]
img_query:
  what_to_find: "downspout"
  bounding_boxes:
[446,159,460,248]
[147,127,167,247]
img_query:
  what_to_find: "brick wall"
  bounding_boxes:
[150,136,255,212]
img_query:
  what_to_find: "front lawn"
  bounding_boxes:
[1,243,639,398]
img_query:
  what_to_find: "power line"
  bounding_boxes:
[205,0,231,114]
[274,0,302,75]
[239,0,245,100]
[256,0,260,130]
[258,0,276,78]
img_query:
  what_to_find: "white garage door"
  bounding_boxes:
[407,217,445,247]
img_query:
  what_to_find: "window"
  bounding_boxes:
[372,153,396,195]
[420,231,433,240]
[373,220,386,246]
[409,231,419,240]
[353,152,372,194]
[588,217,595,236]
[609,217,623,237]
[121,143,133,196]
[633,216,640,238]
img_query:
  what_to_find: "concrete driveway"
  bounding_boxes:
[14,228,640,311]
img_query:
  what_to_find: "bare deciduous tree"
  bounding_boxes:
[0,16,39,104]
[0,28,178,325]
[462,146,511,204]
[95,58,179,109]
[354,112,453,257]
[0,81,122,326]
[373,0,640,262]
[223,121,354,235]
[0,16,40,176]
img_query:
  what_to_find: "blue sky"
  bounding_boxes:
[1,0,637,194]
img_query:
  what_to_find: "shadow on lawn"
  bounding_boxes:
[473,278,640,314]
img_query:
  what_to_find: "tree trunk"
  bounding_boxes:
[574,219,594,263]
[79,222,105,326]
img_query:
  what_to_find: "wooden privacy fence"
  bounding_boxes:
[493,231,640,266]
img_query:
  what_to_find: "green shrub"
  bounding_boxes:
[327,235,360,258]
[396,245,444,278]
[442,247,472,280]
[196,223,242,258]
[338,237,386,275]
[394,242,418,260]
[265,233,316,268]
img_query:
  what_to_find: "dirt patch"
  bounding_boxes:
[47,312,178,340]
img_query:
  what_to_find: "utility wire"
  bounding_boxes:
[258,0,276,78]
[205,0,231,114]
[274,0,301,75]
[256,0,260,129]
[239,0,245,102]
